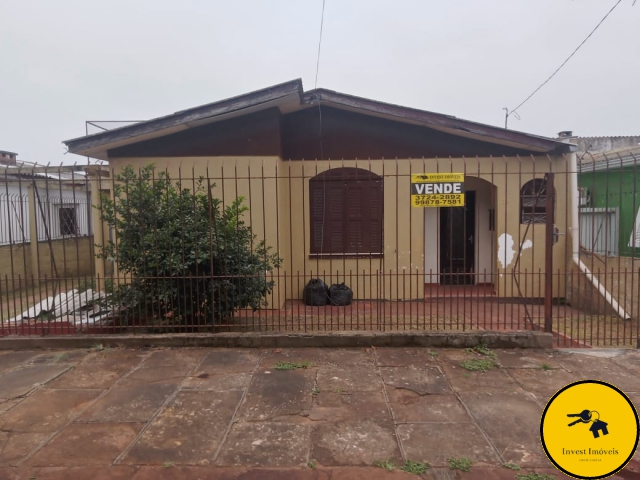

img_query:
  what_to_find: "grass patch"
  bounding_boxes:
[461,343,497,372]
[529,315,637,348]
[401,460,430,475]
[374,459,396,471]
[448,457,472,472]
[308,460,316,469]
[540,363,552,371]
[163,462,174,468]
[274,361,311,370]
[465,343,497,358]
[429,350,439,357]
[311,387,320,395]
[502,462,521,470]
[53,352,69,362]
[460,358,495,372]
[516,474,555,480]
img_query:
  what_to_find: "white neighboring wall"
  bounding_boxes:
[0,185,92,245]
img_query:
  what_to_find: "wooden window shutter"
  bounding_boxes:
[326,182,346,253]
[346,183,364,252]
[310,183,325,252]
[309,168,383,255]
[368,180,383,252]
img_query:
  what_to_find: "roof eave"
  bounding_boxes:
[304,89,572,154]
[63,79,305,159]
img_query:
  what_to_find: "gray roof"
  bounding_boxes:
[64,79,575,160]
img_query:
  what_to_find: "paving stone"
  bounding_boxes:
[495,350,562,369]
[263,348,374,368]
[327,468,415,480]
[36,466,140,479]
[217,423,309,467]
[0,366,69,400]
[46,350,145,390]
[444,368,517,394]
[0,352,45,375]
[0,432,47,466]
[456,467,539,479]
[124,390,242,465]
[379,366,450,395]
[311,419,401,466]
[133,466,246,479]
[508,367,580,402]
[1,389,100,433]
[459,390,545,467]
[387,391,471,423]
[118,365,192,387]
[557,352,639,391]
[374,348,439,367]
[238,370,314,421]
[142,349,208,368]
[0,466,39,480]
[79,384,176,423]
[316,366,382,393]
[612,350,640,374]
[397,423,499,467]
[30,351,88,366]
[28,423,143,467]
[0,399,21,416]
[196,350,260,374]
[310,391,390,422]
[437,352,517,393]
[182,372,252,392]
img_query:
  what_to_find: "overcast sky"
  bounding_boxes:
[1,0,639,164]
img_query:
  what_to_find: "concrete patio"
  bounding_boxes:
[1,346,640,479]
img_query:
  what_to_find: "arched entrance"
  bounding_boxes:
[424,176,497,286]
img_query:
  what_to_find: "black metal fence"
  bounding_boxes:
[1,155,639,348]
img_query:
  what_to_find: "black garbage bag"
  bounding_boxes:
[329,283,353,306]
[303,278,329,306]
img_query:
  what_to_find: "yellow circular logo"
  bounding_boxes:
[540,380,639,479]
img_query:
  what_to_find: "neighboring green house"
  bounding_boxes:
[578,147,640,257]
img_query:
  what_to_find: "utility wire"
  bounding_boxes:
[314,0,327,89]
[505,0,623,125]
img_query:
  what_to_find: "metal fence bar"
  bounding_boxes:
[0,157,638,346]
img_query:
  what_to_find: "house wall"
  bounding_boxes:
[579,167,640,257]
[0,236,94,293]
[283,156,570,301]
[566,251,639,319]
[105,155,571,307]
[0,185,91,245]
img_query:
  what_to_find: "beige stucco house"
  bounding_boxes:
[64,79,576,309]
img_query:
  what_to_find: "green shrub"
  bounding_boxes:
[97,165,281,326]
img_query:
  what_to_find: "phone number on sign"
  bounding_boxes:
[413,195,463,206]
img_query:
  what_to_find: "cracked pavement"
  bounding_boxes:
[0,346,640,479]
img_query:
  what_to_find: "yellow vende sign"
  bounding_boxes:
[540,380,639,479]
[410,173,465,207]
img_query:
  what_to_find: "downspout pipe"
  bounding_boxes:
[569,152,631,320]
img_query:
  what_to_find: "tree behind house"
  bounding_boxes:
[97,164,281,326]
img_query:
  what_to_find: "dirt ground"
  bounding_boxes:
[1,346,640,479]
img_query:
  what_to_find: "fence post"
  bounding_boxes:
[27,183,40,281]
[544,172,555,333]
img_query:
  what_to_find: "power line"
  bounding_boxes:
[314,0,327,89]
[505,0,623,127]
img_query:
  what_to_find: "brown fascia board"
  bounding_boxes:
[63,79,305,155]
[303,89,573,154]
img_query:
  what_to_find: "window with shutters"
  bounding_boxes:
[520,178,553,224]
[309,168,383,256]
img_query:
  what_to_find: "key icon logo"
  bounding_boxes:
[566,409,609,438]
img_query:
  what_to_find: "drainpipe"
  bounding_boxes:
[569,152,631,319]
